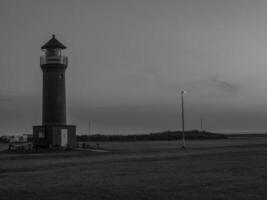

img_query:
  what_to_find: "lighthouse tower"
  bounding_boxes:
[33,35,76,149]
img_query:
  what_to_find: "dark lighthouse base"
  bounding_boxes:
[33,125,76,149]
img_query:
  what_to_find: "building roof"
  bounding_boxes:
[41,34,66,50]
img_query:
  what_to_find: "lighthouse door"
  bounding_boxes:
[61,129,68,147]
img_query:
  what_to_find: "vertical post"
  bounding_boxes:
[88,120,92,135]
[181,90,186,148]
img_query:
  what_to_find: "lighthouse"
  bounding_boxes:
[33,35,76,149]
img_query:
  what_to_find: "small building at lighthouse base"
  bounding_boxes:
[33,125,76,149]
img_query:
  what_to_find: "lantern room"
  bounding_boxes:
[40,34,68,65]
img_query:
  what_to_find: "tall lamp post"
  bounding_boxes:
[181,90,186,148]
[88,120,92,135]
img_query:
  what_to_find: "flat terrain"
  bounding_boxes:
[0,137,267,200]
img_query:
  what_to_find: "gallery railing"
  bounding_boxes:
[40,56,68,65]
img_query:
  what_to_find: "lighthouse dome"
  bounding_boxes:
[41,34,66,50]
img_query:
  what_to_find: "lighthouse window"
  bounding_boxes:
[46,49,61,57]
[39,131,45,138]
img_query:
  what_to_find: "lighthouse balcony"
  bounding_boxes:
[40,55,68,65]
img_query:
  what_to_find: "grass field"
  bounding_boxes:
[0,137,267,200]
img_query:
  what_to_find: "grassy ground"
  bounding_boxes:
[0,138,267,200]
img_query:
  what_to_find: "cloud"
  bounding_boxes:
[205,76,240,93]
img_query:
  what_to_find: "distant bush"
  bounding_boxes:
[0,137,9,143]
[77,130,227,142]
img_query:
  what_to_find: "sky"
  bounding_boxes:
[1,0,267,135]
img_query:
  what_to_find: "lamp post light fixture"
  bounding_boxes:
[181,90,186,149]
